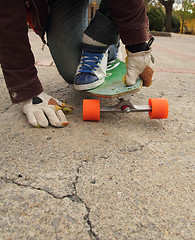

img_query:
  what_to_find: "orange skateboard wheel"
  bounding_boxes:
[148,98,169,119]
[83,99,100,121]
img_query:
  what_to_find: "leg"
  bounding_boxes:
[47,0,89,84]
[74,0,119,90]
[84,0,118,46]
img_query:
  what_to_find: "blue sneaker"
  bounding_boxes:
[108,42,120,62]
[74,44,108,90]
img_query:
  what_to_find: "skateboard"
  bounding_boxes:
[83,59,169,121]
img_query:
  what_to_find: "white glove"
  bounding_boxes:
[122,49,154,87]
[22,92,69,128]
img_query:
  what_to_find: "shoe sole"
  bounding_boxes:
[74,78,105,91]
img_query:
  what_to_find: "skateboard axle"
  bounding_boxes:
[100,98,152,113]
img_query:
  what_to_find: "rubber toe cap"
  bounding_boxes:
[74,73,98,86]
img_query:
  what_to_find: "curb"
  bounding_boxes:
[151,31,171,37]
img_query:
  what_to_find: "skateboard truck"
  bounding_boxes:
[100,97,152,113]
[83,60,169,121]
[83,98,168,121]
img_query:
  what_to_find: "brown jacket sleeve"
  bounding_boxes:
[0,0,43,104]
[106,0,151,45]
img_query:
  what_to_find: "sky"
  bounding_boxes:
[173,3,182,10]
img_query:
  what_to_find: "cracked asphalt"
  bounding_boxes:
[0,31,194,240]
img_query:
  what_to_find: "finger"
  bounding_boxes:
[43,108,62,127]
[24,112,38,127]
[34,109,49,128]
[56,110,69,126]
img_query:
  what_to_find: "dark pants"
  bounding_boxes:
[47,0,118,84]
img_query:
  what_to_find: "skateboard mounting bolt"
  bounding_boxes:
[122,105,131,113]
[124,108,131,113]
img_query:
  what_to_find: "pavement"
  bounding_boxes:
[0,31,195,240]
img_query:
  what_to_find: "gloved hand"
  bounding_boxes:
[122,49,154,87]
[22,92,69,128]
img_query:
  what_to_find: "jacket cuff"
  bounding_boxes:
[8,77,43,104]
[85,11,118,45]
[120,27,152,45]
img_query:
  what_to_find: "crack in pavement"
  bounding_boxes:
[1,176,68,199]
[66,164,100,240]
[1,168,100,240]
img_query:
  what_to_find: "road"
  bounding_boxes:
[0,32,194,239]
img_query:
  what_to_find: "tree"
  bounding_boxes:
[174,0,195,33]
[144,0,156,8]
[159,0,175,32]
[147,6,165,30]
[144,0,162,9]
